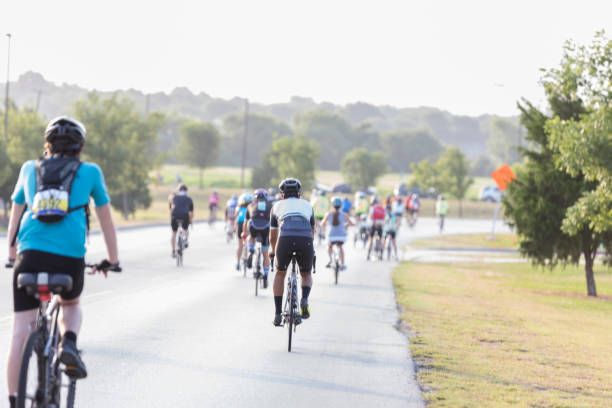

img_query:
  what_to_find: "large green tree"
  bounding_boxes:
[341,148,387,191]
[221,113,291,167]
[75,92,164,219]
[0,103,46,220]
[177,121,220,188]
[380,129,442,173]
[504,34,612,296]
[436,147,474,217]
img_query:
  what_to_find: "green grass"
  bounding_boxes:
[394,261,612,407]
[410,233,518,250]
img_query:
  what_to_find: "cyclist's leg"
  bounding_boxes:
[338,242,345,266]
[183,216,190,243]
[261,229,271,279]
[236,222,244,267]
[327,242,333,265]
[297,239,314,318]
[6,310,37,396]
[170,217,178,254]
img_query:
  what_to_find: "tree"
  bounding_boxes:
[250,152,277,189]
[435,147,474,217]
[221,113,291,167]
[487,117,522,165]
[341,148,387,191]
[177,121,220,188]
[410,159,441,193]
[470,155,496,177]
[294,110,355,170]
[268,135,319,190]
[503,33,612,296]
[0,103,46,220]
[75,92,164,219]
[380,129,443,173]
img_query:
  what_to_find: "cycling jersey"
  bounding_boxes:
[11,160,110,258]
[236,206,248,223]
[392,200,404,215]
[209,194,219,206]
[312,196,330,218]
[355,197,369,215]
[328,211,348,243]
[171,193,193,217]
[249,200,272,230]
[271,197,315,238]
[436,200,449,216]
[370,205,386,225]
[226,204,237,220]
[385,213,398,233]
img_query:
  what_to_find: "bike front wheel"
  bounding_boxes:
[17,331,46,408]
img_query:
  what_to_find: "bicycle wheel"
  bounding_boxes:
[287,283,294,352]
[66,379,77,408]
[177,234,183,266]
[17,330,45,408]
[334,261,339,285]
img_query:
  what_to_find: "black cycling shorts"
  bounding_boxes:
[275,236,314,273]
[249,225,270,247]
[370,224,383,238]
[237,221,244,238]
[385,230,397,239]
[171,215,190,232]
[13,250,85,312]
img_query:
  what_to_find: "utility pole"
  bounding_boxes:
[240,98,249,189]
[3,33,11,141]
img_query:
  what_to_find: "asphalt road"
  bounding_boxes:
[0,217,509,407]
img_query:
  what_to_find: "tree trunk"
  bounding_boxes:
[459,199,463,218]
[583,249,597,297]
[122,191,129,220]
[199,167,203,189]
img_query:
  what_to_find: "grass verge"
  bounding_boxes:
[410,233,518,250]
[393,261,612,407]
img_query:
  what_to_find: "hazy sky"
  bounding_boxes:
[1,0,610,116]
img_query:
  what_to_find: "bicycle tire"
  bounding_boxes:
[287,283,293,352]
[17,331,45,408]
[255,274,259,297]
[66,379,77,408]
[177,233,183,267]
[334,262,339,285]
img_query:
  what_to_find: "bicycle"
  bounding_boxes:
[175,220,187,267]
[225,220,234,244]
[253,239,265,296]
[385,233,394,261]
[241,242,249,277]
[15,263,121,408]
[281,252,316,352]
[331,245,341,285]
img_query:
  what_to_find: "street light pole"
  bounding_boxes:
[240,98,249,189]
[4,33,12,141]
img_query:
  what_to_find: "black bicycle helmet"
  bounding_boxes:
[178,184,188,192]
[279,178,302,197]
[44,116,86,152]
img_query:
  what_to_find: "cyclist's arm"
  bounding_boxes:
[95,204,119,264]
[269,228,279,254]
[189,199,194,222]
[320,212,330,228]
[7,202,25,261]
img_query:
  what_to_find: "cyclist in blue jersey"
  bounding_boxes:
[5,117,120,407]
[245,189,272,287]
[341,196,352,214]
[234,193,252,271]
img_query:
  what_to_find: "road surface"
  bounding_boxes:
[0,217,509,407]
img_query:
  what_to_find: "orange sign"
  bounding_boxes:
[491,164,516,191]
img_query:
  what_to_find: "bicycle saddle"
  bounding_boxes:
[17,273,73,296]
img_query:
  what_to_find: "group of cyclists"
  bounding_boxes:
[2,114,453,407]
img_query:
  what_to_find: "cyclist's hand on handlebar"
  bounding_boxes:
[90,259,122,277]
[268,251,275,260]
[5,258,15,268]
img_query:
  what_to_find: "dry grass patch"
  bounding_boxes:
[394,262,612,407]
[411,233,518,250]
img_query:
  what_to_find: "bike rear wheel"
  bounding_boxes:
[287,285,294,352]
[17,331,46,408]
[177,234,184,266]
[334,262,339,285]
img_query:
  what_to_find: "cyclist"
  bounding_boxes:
[225,194,238,238]
[234,193,252,271]
[270,178,315,326]
[353,190,369,234]
[392,195,404,228]
[436,194,449,232]
[366,196,386,260]
[169,184,194,258]
[341,196,352,215]
[245,189,272,287]
[5,117,120,407]
[208,190,219,222]
[321,197,353,270]
[311,190,330,239]
[408,193,420,227]
[384,200,399,260]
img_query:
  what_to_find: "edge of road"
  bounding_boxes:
[0,218,214,239]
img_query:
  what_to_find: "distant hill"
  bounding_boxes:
[1,71,517,160]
